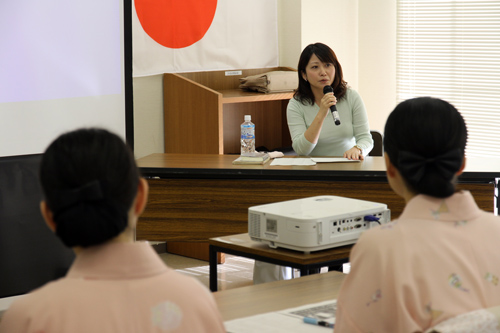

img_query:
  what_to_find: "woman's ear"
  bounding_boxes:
[134,178,149,216]
[40,201,57,232]
[301,71,307,82]
[457,157,466,176]
[384,153,397,178]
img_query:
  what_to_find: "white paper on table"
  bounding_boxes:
[224,312,327,333]
[270,158,316,166]
[310,157,360,163]
[224,300,336,333]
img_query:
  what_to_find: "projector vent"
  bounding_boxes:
[248,213,261,237]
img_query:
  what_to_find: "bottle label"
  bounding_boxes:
[241,125,255,140]
[241,124,255,155]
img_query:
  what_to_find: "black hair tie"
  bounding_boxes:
[50,180,103,214]
[50,180,129,248]
[398,149,463,184]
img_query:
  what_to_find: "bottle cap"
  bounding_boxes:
[244,115,251,122]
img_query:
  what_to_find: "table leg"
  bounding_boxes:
[495,178,499,216]
[209,245,218,292]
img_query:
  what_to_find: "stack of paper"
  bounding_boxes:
[232,153,270,165]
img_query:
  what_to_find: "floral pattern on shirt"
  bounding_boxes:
[366,289,382,307]
[485,273,499,286]
[455,220,468,227]
[431,201,449,219]
[425,303,444,321]
[448,273,469,292]
[151,301,183,331]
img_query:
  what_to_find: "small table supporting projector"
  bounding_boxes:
[208,233,352,292]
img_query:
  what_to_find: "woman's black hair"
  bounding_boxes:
[384,97,467,198]
[39,128,140,248]
[294,42,348,105]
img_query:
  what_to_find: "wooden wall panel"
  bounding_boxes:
[137,178,494,242]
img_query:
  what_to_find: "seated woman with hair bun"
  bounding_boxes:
[0,128,225,333]
[334,97,500,332]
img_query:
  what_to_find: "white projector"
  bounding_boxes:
[248,195,390,253]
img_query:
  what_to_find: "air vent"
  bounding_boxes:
[248,212,261,237]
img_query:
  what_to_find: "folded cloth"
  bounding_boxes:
[239,71,298,93]
[268,151,284,158]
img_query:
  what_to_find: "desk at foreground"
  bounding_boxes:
[213,270,346,322]
[136,154,498,260]
[209,233,351,291]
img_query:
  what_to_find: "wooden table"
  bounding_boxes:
[209,233,351,292]
[213,270,346,321]
[136,153,498,260]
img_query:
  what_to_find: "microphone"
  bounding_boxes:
[323,86,341,125]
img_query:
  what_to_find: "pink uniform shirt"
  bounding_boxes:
[0,242,226,333]
[335,191,500,332]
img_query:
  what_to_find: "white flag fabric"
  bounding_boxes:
[132,0,279,77]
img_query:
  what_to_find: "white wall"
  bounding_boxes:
[277,0,359,90]
[358,0,397,133]
[133,0,397,158]
[300,0,359,90]
[133,75,164,159]
[277,0,301,69]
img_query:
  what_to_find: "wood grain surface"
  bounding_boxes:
[137,178,493,242]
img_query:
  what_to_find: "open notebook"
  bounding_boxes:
[224,300,336,333]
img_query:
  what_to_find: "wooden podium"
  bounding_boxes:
[163,67,296,155]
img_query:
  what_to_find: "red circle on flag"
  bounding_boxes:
[135,0,218,49]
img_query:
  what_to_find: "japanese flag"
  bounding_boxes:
[132,0,279,76]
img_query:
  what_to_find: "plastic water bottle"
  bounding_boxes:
[241,115,255,156]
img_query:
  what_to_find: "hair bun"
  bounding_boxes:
[50,180,103,214]
[398,149,463,184]
[54,200,128,247]
[50,180,129,247]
